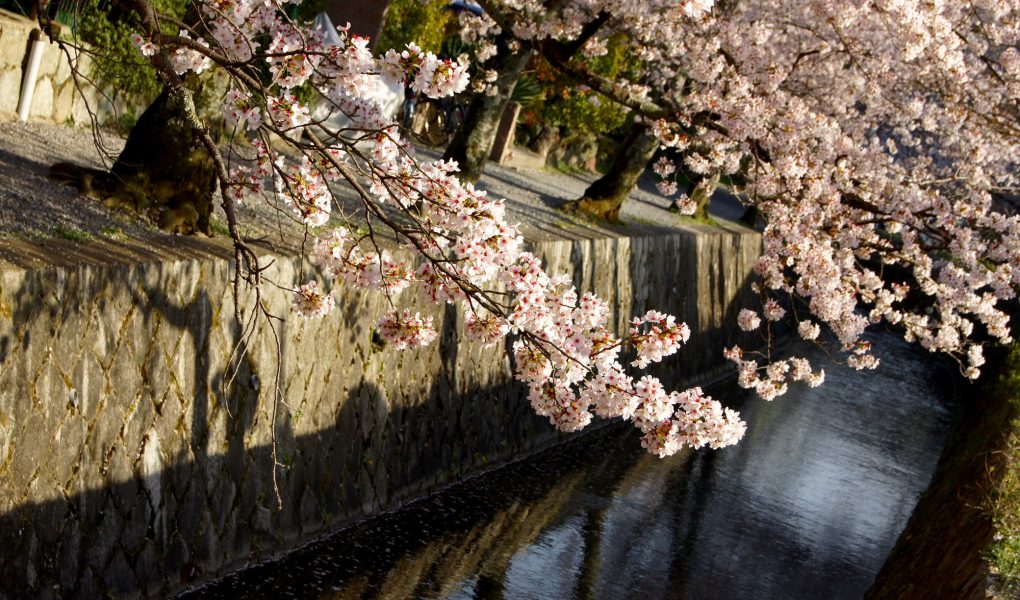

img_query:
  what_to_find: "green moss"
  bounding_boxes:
[53,225,94,242]
[209,218,231,237]
[688,214,721,228]
[100,225,125,239]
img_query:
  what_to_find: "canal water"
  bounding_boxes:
[183,331,957,599]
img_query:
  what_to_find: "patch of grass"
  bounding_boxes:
[52,225,94,242]
[544,162,593,177]
[100,225,126,239]
[209,218,231,237]
[690,214,721,227]
[988,344,1020,589]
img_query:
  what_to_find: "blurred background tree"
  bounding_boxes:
[518,33,639,172]
[376,0,453,54]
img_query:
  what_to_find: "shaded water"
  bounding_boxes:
[184,332,956,600]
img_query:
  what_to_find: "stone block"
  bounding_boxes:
[162,532,190,583]
[191,510,219,571]
[53,49,75,83]
[121,501,149,556]
[77,566,98,599]
[70,89,92,125]
[8,412,47,487]
[252,505,272,535]
[36,42,60,78]
[101,548,136,598]
[0,25,28,70]
[57,521,83,594]
[0,68,21,114]
[133,539,160,596]
[107,452,140,516]
[209,478,235,533]
[174,485,205,546]
[85,496,123,573]
[298,488,320,533]
[121,391,157,455]
[277,483,301,540]
[28,76,53,120]
[52,80,73,123]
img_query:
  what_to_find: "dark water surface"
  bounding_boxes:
[183,333,956,600]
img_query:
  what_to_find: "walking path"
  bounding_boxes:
[0,121,750,268]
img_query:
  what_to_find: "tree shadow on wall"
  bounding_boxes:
[628,246,763,390]
[0,225,764,598]
[0,267,265,598]
[0,267,565,599]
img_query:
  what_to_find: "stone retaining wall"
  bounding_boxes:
[0,10,128,125]
[0,224,760,598]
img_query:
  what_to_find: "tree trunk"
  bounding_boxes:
[677,170,720,222]
[559,123,659,223]
[740,205,760,228]
[51,87,216,235]
[443,34,532,183]
[112,87,216,234]
[532,124,561,159]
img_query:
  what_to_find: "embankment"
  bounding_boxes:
[0,222,760,598]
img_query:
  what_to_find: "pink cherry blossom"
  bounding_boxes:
[377,310,439,350]
[737,309,761,332]
[292,281,334,318]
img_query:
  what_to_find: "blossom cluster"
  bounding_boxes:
[614,0,1020,389]
[381,43,470,98]
[724,346,825,402]
[292,281,334,319]
[274,96,744,455]
[117,0,1020,456]
[377,310,439,350]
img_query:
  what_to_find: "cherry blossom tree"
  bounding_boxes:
[35,0,1020,461]
[462,0,1020,399]
[35,0,747,461]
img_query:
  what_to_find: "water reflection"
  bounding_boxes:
[183,332,954,600]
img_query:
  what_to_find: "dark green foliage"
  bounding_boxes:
[376,0,453,54]
[531,33,641,138]
[63,0,188,103]
[0,0,32,16]
[509,73,542,107]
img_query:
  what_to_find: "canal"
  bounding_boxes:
[182,330,957,599]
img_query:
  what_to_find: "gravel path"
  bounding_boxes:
[0,121,748,246]
[474,150,749,240]
[0,122,144,239]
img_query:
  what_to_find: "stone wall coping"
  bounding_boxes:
[0,216,758,274]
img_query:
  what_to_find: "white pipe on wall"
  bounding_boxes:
[17,29,46,122]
